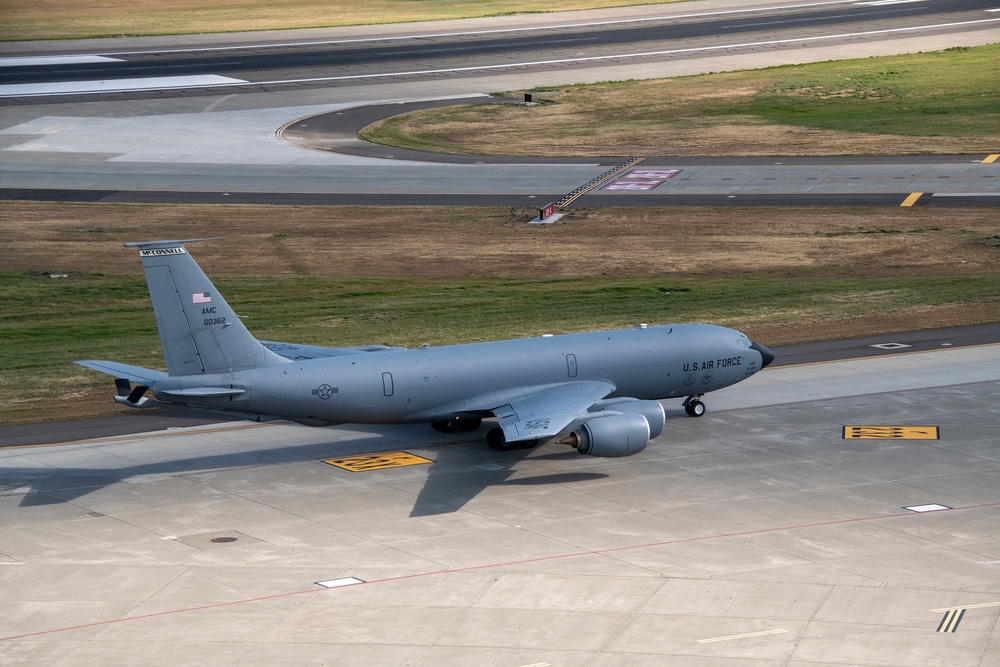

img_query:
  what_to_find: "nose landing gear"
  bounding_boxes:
[683,395,706,417]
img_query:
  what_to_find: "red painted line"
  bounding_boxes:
[4,500,999,642]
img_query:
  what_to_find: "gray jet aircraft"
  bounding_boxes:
[78,239,774,457]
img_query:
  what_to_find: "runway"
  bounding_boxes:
[2,344,999,664]
[1,0,998,205]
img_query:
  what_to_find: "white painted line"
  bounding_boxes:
[106,1,864,56]
[932,601,1000,613]
[6,16,997,98]
[698,628,789,643]
[856,0,925,6]
[315,576,364,589]
[932,192,1000,197]
[904,504,951,513]
[220,18,1000,87]
[0,55,123,67]
[0,74,247,97]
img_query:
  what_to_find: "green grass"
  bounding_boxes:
[749,46,1000,137]
[362,44,1000,154]
[4,272,999,424]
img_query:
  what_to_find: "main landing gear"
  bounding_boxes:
[683,395,706,417]
[486,427,538,452]
[430,417,483,433]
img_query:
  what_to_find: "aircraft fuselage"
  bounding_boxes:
[151,323,763,423]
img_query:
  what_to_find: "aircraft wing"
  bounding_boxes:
[493,380,616,442]
[75,360,168,385]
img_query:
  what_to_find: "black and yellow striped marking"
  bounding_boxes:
[937,608,965,633]
[555,157,645,208]
[843,426,939,440]
[900,192,923,207]
[324,451,432,472]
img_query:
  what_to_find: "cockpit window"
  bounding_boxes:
[737,338,749,348]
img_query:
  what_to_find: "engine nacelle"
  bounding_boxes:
[589,398,665,439]
[562,412,650,457]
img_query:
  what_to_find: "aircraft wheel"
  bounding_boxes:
[457,418,483,432]
[685,400,706,417]
[487,427,506,450]
[520,439,539,450]
[432,420,458,433]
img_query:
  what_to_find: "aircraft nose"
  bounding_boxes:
[750,342,776,369]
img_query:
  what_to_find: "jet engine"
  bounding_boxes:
[589,398,665,439]
[559,412,650,457]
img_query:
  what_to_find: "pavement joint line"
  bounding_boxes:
[5,499,1000,643]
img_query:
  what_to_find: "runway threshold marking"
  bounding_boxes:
[983,154,1000,164]
[843,426,939,439]
[900,192,922,207]
[324,451,432,472]
[555,157,644,208]
[7,499,1000,643]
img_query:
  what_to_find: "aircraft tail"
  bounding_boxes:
[127,239,289,376]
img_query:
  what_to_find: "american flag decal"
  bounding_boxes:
[193,292,212,304]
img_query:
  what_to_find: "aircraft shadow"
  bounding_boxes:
[4,427,607,517]
[408,442,608,517]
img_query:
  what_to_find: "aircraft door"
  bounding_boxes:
[566,354,578,378]
[382,372,394,397]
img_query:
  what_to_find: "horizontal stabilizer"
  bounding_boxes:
[158,387,246,397]
[76,360,167,385]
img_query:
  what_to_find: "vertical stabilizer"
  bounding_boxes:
[127,239,289,376]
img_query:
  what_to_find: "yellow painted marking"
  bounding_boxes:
[324,451,432,472]
[937,608,965,633]
[932,601,1000,613]
[983,154,1000,164]
[698,628,788,644]
[843,426,939,440]
[900,192,922,207]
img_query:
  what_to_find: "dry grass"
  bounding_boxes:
[362,47,1000,157]
[2,201,999,425]
[4,202,998,280]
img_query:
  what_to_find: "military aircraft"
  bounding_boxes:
[78,239,774,457]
